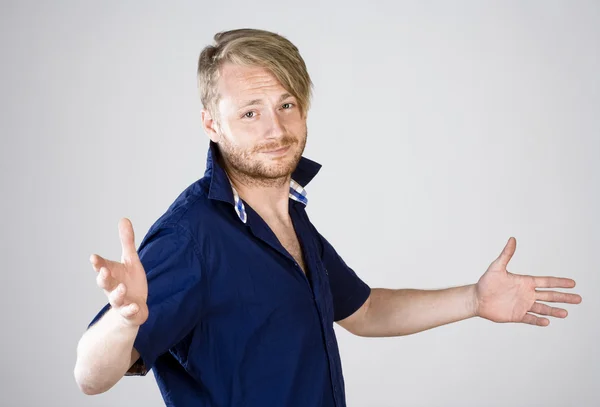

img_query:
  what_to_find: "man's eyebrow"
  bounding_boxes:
[238,93,293,109]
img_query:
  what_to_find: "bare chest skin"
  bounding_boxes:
[267,220,307,274]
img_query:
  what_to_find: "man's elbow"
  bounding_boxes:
[77,381,102,396]
[73,363,110,395]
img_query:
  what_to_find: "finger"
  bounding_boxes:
[96,266,118,292]
[108,283,127,308]
[119,218,139,264]
[535,290,583,304]
[534,276,577,289]
[119,303,140,319]
[530,302,568,318]
[494,237,516,268]
[89,254,108,273]
[521,313,549,326]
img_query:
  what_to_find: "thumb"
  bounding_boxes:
[494,236,516,269]
[119,218,139,263]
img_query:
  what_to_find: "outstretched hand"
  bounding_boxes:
[89,218,149,327]
[475,237,582,326]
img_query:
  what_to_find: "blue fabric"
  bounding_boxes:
[87,141,371,407]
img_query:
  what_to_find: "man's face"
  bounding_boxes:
[205,62,307,183]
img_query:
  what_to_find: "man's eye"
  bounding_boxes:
[282,103,293,109]
[244,111,255,118]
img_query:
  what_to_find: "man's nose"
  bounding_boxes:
[265,110,286,139]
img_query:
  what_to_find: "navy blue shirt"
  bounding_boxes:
[88,141,371,407]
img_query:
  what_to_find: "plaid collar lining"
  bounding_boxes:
[230,179,308,224]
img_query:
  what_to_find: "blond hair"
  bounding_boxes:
[197,28,313,125]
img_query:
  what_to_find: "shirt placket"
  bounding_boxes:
[294,209,344,407]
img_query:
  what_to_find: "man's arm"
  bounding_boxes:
[74,307,142,395]
[76,219,206,395]
[75,218,149,394]
[337,237,581,336]
[337,285,477,337]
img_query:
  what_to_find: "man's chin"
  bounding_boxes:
[256,167,295,180]
[249,159,299,180]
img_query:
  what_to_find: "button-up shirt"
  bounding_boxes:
[87,141,371,407]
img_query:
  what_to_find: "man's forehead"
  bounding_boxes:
[219,64,281,92]
[219,61,271,79]
[218,63,285,101]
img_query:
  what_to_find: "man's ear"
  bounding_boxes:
[201,108,221,143]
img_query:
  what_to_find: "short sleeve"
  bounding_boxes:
[87,222,204,376]
[318,233,371,322]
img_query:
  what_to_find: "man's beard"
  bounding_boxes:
[217,131,307,187]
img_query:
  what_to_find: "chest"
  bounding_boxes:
[269,223,307,274]
[202,203,335,309]
[199,212,337,339]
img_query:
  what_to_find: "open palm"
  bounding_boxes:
[89,218,149,327]
[475,237,582,326]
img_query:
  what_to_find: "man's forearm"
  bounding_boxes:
[74,307,140,395]
[356,285,478,337]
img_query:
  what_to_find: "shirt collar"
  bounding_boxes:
[204,141,321,223]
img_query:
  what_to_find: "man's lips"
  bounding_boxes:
[261,145,291,154]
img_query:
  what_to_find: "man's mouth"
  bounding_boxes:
[261,145,291,155]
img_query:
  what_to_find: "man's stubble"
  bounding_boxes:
[216,129,308,188]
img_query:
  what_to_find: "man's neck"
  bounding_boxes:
[226,168,292,226]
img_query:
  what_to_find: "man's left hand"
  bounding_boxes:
[474,237,582,326]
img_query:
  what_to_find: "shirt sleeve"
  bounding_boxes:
[317,233,371,322]
[87,222,204,376]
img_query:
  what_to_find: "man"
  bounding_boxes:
[74,28,582,407]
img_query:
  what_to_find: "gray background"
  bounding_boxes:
[1,1,598,406]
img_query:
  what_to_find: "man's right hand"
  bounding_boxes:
[89,218,149,327]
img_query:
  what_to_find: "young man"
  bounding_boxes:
[74,28,582,407]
